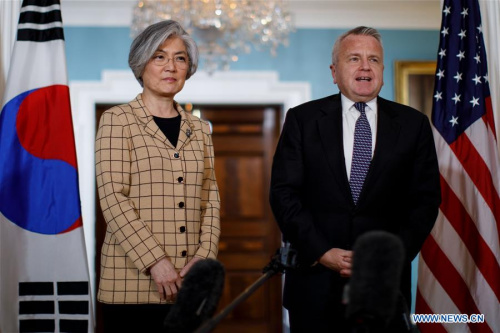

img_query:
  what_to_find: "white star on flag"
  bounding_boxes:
[449,115,459,126]
[472,74,482,85]
[437,69,445,79]
[470,97,480,107]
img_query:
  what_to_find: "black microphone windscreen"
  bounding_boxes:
[346,231,405,327]
[164,258,225,333]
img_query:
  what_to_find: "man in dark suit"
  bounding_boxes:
[270,26,441,332]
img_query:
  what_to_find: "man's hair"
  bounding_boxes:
[331,26,383,65]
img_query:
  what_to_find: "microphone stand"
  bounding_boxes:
[194,243,297,333]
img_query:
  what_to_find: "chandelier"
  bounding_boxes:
[131,0,294,74]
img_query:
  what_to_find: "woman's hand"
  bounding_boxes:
[179,257,202,279]
[149,258,182,301]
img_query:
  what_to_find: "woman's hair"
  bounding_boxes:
[331,26,383,65]
[129,20,199,86]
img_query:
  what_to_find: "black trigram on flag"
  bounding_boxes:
[19,282,90,333]
[17,0,64,42]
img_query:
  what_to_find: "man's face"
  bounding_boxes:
[330,34,384,102]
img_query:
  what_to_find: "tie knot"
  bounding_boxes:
[354,102,366,114]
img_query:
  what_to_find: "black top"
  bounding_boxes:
[153,114,181,148]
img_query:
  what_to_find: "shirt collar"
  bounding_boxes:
[340,94,377,114]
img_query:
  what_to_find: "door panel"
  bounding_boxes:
[201,106,282,333]
[215,156,264,218]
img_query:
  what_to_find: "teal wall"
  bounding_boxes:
[65,27,439,101]
[65,26,440,314]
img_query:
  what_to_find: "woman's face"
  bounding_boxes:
[142,36,189,99]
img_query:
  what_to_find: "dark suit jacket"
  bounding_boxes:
[270,94,441,320]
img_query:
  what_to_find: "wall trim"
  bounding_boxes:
[61,1,441,30]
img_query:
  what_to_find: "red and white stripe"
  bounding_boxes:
[417,111,500,332]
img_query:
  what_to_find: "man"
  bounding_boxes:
[270,26,441,332]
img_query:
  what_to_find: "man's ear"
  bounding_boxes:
[330,64,337,84]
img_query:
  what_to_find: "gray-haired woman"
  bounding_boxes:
[95,20,220,332]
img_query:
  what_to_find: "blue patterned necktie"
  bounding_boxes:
[350,102,372,204]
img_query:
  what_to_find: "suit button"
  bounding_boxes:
[179,226,186,233]
[174,152,180,158]
[177,176,184,183]
[181,250,187,257]
[178,202,185,208]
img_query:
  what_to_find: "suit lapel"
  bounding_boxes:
[317,95,352,198]
[132,94,193,150]
[359,97,401,203]
[132,94,171,147]
[175,108,194,150]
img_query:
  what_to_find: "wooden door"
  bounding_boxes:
[94,103,283,333]
[199,105,283,333]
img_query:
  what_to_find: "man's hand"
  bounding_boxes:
[318,248,353,277]
[149,258,182,301]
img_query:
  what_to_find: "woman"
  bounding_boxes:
[95,20,220,332]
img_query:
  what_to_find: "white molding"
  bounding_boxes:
[177,71,311,111]
[290,1,441,30]
[69,69,311,299]
[61,0,441,30]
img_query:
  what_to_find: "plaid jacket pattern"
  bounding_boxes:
[95,94,220,304]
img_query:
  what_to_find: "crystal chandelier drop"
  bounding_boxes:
[131,0,294,74]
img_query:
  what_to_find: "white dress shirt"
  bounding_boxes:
[341,95,378,180]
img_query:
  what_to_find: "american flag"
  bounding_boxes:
[416,0,500,332]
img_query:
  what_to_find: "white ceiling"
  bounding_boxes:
[61,0,442,30]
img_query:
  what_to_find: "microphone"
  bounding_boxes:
[164,258,225,333]
[194,242,297,333]
[345,231,406,332]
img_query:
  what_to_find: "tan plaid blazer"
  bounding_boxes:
[95,94,220,304]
